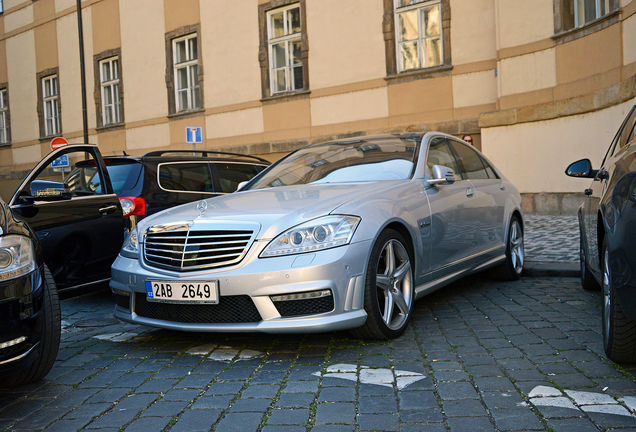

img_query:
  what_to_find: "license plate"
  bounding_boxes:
[145,280,219,304]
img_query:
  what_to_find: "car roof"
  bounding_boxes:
[307,133,425,147]
[99,151,270,165]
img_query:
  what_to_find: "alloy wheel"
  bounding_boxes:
[510,220,524,273]
[375,239,413,331]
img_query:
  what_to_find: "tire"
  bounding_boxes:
[580,227,600,291]
[601,238,636,363]
[2,265,61,387]
[490,215,524,281]
[350,229,414,340]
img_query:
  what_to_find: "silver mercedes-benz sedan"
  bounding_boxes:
[110,132,524,339]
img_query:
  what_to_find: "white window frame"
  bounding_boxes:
[0,89,8,144]
[172,34,200,113]
[574,0,611,27]
[267,4,303,94]
[394,0,443,73]
[99,57,122,126]
[42,75,60,137]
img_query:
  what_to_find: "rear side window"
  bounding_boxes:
[448,140,489,180]
[158,163,214,192]
[214,163,264,193]
[105,161,143,195]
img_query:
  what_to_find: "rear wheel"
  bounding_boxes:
[350,229,414,340]
[2,265,61,387]
[602,238,636,363]
[490,215,524,281]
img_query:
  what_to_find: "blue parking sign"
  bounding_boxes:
[186,127,203,144]
[51,154,69,168]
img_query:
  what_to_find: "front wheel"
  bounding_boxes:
[490,215,524,281]
[602,238,636,363]
[580,227,599,291]
[2,265,61,387]
[350,229,414,340]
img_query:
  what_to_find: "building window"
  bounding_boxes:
[0,88,9,145]
[42,75,60,137]
[98,57,122,126]
[258,0,308,99]
[173,34,200,112]
[556,0,620,32]
[267,4,303,94]
[394,0,443,72]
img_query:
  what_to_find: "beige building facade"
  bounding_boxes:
[0,0,634,214]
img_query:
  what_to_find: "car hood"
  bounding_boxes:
[137,181,403,240]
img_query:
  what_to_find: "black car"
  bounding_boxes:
[9,144,126,294]
[75,151,270,227]
[0,197,61,387]
[566,102,636,363]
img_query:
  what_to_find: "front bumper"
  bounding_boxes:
[110,239,373,333]
[0,267,45,377]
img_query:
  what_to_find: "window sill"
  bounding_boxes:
[96,123,125,133]
[385,65,454,85]
[39,134,63,143]
[552,9,621,44]
[168,108,205,120]
[261,90,311,105]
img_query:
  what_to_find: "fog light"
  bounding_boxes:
[271,289,331,302]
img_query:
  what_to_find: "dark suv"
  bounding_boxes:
[76,151,270,226]
[0,197,60,387]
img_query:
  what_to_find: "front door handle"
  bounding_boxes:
[99,205,118,215]
[466,188,474,198]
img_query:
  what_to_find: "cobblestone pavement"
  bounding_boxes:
[524,215,579,264]
[2,273,636,432]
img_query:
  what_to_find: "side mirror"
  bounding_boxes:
[29,180,72,201]
[428,165,456,186]
[566,159,598,179]
[236,181,248,192]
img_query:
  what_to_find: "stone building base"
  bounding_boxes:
[521,192,585,216]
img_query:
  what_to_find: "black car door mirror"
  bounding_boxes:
[565,159,598,179]
[29,180,72,201]
[428,165,456,185]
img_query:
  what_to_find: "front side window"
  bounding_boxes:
[42,75,60,136]
[395,0,442,72]
[426,137,462,181]
[0,89,9,145]
[173,34,201,112]
[100,57,122,126]
[267,4,303,94]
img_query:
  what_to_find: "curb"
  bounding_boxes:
[522,262,579,278]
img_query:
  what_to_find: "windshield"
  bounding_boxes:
[248,137,420,190]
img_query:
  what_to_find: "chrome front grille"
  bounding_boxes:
[143,224,255,271]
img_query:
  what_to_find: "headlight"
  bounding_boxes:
[260,215,360,257]
[120,227,139,259]
[0,235,36,281]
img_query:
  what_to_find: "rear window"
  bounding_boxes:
[105,161,143,195]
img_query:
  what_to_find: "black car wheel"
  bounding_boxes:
[350,229,414,340]
[2,265,61,387]
[602,238,636,363]
[490,215,524,281]
[580,227,599,291]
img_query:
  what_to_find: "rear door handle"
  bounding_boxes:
[466,188,474,197]
[99,205,118,215]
